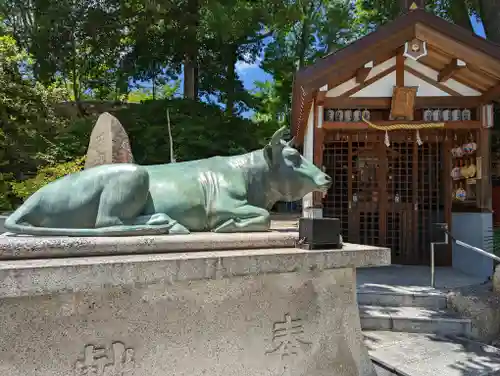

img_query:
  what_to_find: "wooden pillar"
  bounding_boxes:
[302,100,316,218]
[312,101,325,217]
[443,131,453,265]
[479,104,493,211]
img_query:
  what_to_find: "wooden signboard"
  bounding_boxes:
[390,86,418,120]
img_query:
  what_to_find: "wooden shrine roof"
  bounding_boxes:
[291,8,500,142]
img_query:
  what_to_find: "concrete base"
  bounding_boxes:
[0,233,389,376]
[451,212,494,280]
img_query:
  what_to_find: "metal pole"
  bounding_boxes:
[430,231,448,288]
[430,242,435,288]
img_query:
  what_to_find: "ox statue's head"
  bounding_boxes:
[263,126,332,202]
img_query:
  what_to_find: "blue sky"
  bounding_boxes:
[235,53,272,91]
[470,14,486,37]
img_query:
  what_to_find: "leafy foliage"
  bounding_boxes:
[253,0,353,125]
[0,35,71,203]
[0,172,13,211]
[111,98,263,164]
[44,98,269,166]
[10,157,85,201]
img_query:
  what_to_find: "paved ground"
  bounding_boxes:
[357,265,488,294]
[269,216,488,293]
[365,331,500,376]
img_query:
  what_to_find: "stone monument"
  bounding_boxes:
[84,112,134,170]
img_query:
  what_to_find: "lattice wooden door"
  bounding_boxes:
[323,133,385,246]
[323,131,445,265]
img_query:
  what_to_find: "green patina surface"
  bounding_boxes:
[4,127,332,236]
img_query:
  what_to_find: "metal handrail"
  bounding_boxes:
[430,228,500,288]
[454,238,500,262]
[430,229,449,288]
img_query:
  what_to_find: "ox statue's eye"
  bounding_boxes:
[289,152,301,166]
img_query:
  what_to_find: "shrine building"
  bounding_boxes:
[291,1,500,277]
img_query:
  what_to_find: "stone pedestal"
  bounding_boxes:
[0,232,390,376]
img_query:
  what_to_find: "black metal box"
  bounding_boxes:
[298,217,342,250]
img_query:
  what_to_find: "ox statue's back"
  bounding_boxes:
[4,127,332,236]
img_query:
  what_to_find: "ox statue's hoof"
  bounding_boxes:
[168,223,190,235]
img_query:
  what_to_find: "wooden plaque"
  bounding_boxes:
[390,86,418,120]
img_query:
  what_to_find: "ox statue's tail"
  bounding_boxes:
[3,208,172,237]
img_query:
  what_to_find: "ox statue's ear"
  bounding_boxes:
[263,144,274,166]
[269,126,288,146]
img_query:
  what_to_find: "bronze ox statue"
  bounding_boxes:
[5,127,332,236]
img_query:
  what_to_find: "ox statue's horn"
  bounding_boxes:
[287,137,296,147]
[269,126,287,145]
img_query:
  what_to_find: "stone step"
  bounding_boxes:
[357,289,447,309]
[364,330,500,376]
[359,305,471,336]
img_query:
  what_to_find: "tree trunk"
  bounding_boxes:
[296,10,310,70]
[478,0,500,43]
[225,44,238,115]
[70,32,84,116]
[183,58,198,100]
[448,0,473,31]
[183,0,199,100]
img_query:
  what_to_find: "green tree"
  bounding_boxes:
[127,81,181,103]
[2,0,130,103]
[119,0,181,100]
[0,34,70,207]
[254,0,352,124]
[199,0,285,115]
[351,0,475,37]
[473,0,500,43]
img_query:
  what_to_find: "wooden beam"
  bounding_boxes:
[322,96,480,109]
[316,90,327,105]
[438,58,465,82]
[420,47,490,91]
[341,65,396,97]
[323,51,398,93]
[355,67,371,84]
[404,65,463,96]
[415,24,500,80]
[295,93,314,145]
[302,22,414,92]
[396,54,405,86]
[479,82,500,104]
